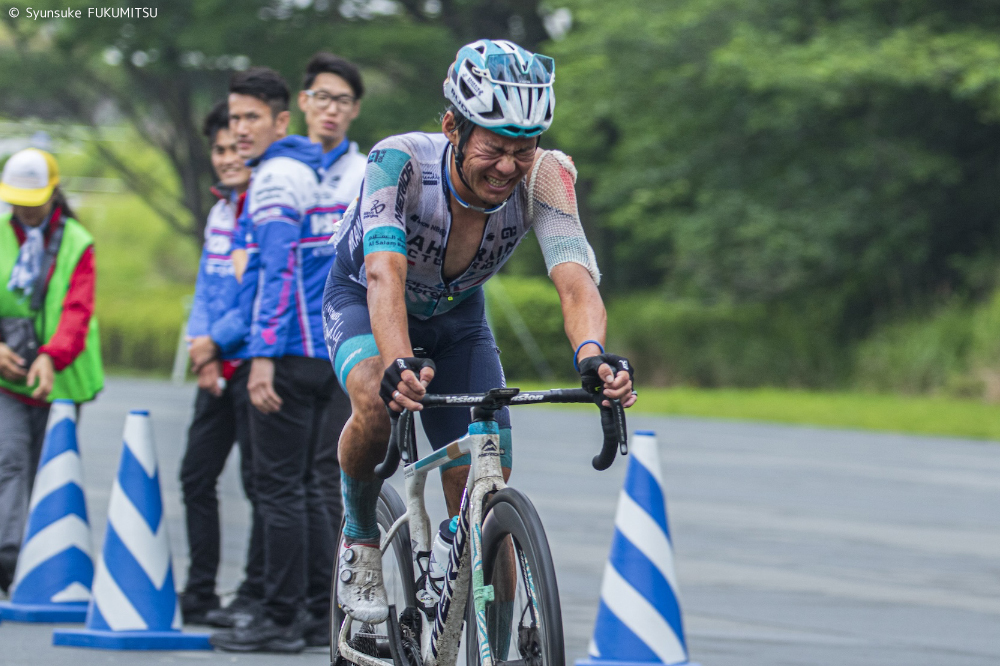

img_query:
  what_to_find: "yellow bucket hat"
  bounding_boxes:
[0,148,60,207]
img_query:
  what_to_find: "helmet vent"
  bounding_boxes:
[481,96,504,120]
[459,79,475,99]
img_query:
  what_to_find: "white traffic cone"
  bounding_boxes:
[577,431,699,666]
[53,410,210,650]
[0,400,93,622]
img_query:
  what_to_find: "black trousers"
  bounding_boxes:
[249,355,348,624]
[179,362,264,600]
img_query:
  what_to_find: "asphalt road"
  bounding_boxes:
[1,377,998,665]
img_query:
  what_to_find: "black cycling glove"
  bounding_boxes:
[578,353,634,405]
[380,357,437,410]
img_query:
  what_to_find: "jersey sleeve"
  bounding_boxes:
[528,150,601,285]
[248,160,314,358]
[358,138,420,257]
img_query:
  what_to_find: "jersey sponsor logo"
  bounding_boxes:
[363,200,386,219]
[407,233,444,266]
[421,169,439,186]
[368,149,389,164]
[500,225,517,239]
[205,259,235,277]
[363,226,407,255]
[395,161,414,224]
[206,234,231,255]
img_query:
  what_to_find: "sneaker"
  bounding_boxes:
[179,591,220,625]
[204,594,262,628]
[336,541,388,624]
[209,613,306,653]
[303,610,331,647]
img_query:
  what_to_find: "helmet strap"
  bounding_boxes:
[453,119,478,193]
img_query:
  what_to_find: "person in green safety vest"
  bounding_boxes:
[0,148,103,595]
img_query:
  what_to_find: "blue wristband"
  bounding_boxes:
[574,339,605,372]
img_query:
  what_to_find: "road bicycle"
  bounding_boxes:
[331,386,627,666]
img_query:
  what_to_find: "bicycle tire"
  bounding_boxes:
[465,488,565,666]
[331,484,418,665]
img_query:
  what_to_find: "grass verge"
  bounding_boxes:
[508,382,1000,441]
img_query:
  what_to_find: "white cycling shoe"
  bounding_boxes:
[337,541,389,624]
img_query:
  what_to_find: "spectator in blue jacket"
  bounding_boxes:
[177,101,262,625]
[209,67,340,654]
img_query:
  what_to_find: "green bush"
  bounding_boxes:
[485,276,577,382]
[607,296,846,388]
[97,289,189,373]
[853,305,974,395]
[74,192,198,375]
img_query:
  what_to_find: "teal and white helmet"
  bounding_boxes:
[444,39,555,138]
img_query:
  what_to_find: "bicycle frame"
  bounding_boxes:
[338,416,507,666]
[337,387,626,666]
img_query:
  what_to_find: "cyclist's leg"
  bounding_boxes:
[322,269,391,623]
[414,293,512,516]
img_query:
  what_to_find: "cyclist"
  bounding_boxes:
[323,39,636,624]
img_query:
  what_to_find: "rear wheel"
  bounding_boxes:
[465,488,564,666]
[331,484,418,665]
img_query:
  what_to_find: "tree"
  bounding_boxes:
[0,0,550,241]
[549,0,1000,336]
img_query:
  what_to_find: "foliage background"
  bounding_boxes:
[3,0,1000,398]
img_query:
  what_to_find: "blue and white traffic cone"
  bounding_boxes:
[577,431,699,666]
[0,400,93,622]
[53,410,210,650]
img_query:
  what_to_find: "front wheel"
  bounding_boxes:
[465,488,564,666]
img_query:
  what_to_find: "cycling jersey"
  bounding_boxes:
[333,132,599,320]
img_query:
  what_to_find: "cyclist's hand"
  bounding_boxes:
[380,357,436,412]
[578,353,636,408]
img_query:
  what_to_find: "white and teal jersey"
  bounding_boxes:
[333,131,599,320]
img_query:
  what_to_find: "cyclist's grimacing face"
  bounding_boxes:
[460,126,537,206]
[228,93,289,161]
[211,128,251,190]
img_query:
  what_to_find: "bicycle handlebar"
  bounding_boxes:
[375,387,628,479]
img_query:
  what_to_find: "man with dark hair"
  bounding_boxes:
[296,53,367,566]
[300,52,364,154]
[209,66,339,654]
[178,100,260,625]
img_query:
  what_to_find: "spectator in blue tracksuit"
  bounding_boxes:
[178,101,264,625]
[209,67,340,654]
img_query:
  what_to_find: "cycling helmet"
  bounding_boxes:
[443,39,555,138]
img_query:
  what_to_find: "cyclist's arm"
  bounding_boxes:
[359,140,430,408]
[552,262,635,407]
[366,252,413,364]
